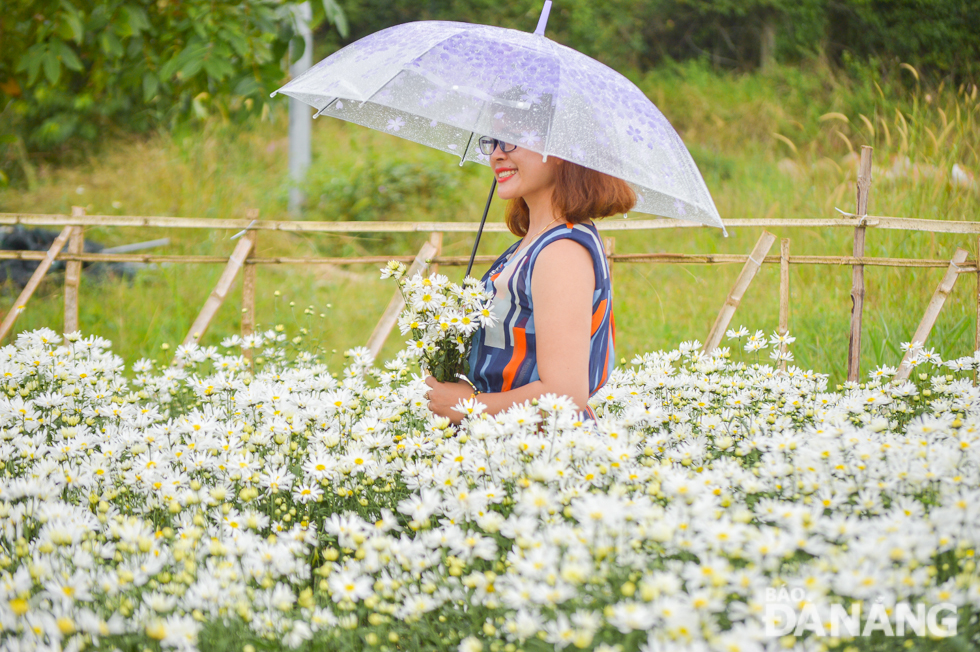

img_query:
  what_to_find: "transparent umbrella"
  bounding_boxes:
[273,1,726,273]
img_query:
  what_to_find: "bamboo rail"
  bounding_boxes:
[4,212,980,234]
[0,250,975,270]
[1,199,979,379]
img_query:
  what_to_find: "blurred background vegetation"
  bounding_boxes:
[333,0,980,78]
[0,1,978,382]
[3,0,978,176]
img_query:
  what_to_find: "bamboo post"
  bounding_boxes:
[894,247,970,383]
[778,238,790,372]
[241,230,258,369]
[604,236,616,288]
[63,207,85,334]
[181,226,256,348]
[847,146,874,382]
[976,235,980,385]
[240,208,259,368]
[702,230,778,353]
[0,226,74,343]
[427,232,443,276]
[366,239,439,358]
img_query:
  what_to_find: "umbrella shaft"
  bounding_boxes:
[466,178,497,278]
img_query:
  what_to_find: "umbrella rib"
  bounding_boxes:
[314,97,340,118]
[458,132,476,167]
[539,37,562,164]
[285,23,477,106]
[355,26,479,109]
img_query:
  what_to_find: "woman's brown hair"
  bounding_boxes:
[504,160,636,237]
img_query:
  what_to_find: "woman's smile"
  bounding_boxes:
[495,167,517,182]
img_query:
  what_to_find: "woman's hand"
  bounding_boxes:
[424,376,474,424]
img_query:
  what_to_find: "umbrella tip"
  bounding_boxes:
[533,0,553,36]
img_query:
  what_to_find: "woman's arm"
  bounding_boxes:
[426,239,595,423]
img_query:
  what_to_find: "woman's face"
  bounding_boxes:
[490,143,560,204]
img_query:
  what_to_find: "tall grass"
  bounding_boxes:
[0,59,978,381]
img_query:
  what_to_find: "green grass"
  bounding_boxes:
[1,59,978,381]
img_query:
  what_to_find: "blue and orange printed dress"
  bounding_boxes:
[466,220,615,414]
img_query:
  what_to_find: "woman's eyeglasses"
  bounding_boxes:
[477,136,517,155]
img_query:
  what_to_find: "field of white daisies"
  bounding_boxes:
[1,322,979,652]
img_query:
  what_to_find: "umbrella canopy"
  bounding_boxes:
[273,6,725,233]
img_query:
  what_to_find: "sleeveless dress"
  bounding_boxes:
[466,220,615,415]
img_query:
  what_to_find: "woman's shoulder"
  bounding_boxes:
[533,237,594,268]
[536,221,603,253]
[532,239,594,295]
[533,224,597,268]
[529,221,607,282]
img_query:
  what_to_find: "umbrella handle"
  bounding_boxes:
[465,178,496,278]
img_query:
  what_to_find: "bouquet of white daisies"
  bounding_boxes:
[381,260,495,383]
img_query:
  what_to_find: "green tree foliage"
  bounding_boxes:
[323,0,978,79]
[0,0,346,163]
[827,0,980,78]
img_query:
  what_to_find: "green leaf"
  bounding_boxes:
[16,46,46,86]
[232,75,262,97]
[58,1,85,43]
[54,41,84,72]
[289,35,306,65]
[180,55,205,79]
[142,73,159,102]
[43,51,61,85]
[116,7,136,38]
[99,31,124,58]
[203,57,234,81]
[219,27,251,58]
[126,6,151,34]
[321,0,349,38]
[271,36,291,63]
[172,40,211,79]
[159,54,181,80]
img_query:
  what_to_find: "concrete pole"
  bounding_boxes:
[288,2,313,216]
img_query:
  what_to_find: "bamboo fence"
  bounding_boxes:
[1,147,978,381]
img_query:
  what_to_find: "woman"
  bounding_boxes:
[425,136,635,423]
